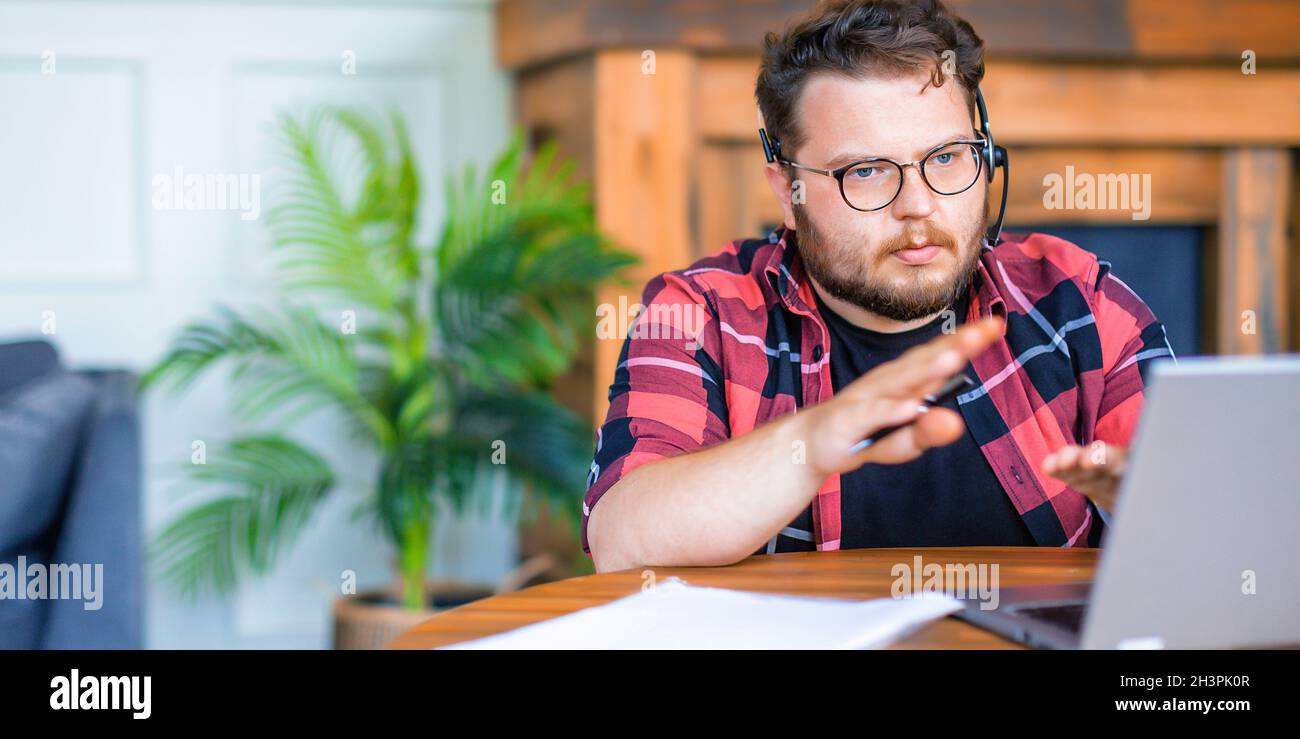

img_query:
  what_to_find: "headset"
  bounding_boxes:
[759,86,1009,246]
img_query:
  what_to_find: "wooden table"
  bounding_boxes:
[388,546,1099,649]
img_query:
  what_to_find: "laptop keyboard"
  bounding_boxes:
[1014,603,1088,633]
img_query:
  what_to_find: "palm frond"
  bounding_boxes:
[141,304,392,446]
[433,132,637,389]
[151,436,336,597]
[266,108,423,311]
[439,387,594,532]
[147,111,636,602]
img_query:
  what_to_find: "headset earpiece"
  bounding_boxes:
[975,86,1009,245]
[759,127,780,164]
[989,144,1006,179]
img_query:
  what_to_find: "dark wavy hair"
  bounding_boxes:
[755,0,986,160]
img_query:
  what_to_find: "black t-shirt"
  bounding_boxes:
[770,290,1036,552]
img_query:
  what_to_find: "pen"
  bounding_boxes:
[846,373,975,455]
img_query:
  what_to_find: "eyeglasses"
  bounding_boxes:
[779,138,986,212]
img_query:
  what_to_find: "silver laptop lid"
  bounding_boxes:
[1083,356,1300,649]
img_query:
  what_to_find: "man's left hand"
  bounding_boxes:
[1042,442,1128,513]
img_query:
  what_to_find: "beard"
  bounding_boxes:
[793,196,988,322]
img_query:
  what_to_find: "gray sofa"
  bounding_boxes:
[0,339,142,648]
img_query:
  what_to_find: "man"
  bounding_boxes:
[584,0,1173,572]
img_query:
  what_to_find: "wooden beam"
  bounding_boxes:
[996,148,1221,225]
[1125,0,1300,61]
[497,0,1300,72]
[514,58,599,427]
[697,56,1300,146]
[694,142,746,262]
[981,62,1300,146]
[497,0,812,71]
[517,58,596,181]
[1217,148,1291,354]
[593,49,697,425]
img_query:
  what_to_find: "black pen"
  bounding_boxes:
[846,373,975,455]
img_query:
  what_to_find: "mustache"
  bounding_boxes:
[877,223,958,258]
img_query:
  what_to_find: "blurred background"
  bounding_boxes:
[1,0,1296,649]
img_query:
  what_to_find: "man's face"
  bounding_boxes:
[768,71,989,322]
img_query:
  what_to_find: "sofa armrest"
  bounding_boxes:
[41,370,143,649]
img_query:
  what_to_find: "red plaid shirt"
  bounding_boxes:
[583,227,1173,554]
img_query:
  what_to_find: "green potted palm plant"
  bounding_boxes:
[142,108,634,647]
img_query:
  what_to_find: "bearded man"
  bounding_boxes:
[582,0,1173,571]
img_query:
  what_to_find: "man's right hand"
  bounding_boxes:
[797,316,1005,478]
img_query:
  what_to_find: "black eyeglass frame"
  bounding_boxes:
[776,137,988,212]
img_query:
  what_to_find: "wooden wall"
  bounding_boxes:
[500,0,1300,427]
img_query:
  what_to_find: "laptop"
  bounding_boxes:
[957,356,1300,649]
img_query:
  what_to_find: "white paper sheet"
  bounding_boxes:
[441,577,962,650]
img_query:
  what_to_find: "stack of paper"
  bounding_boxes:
[442,577,961,649]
